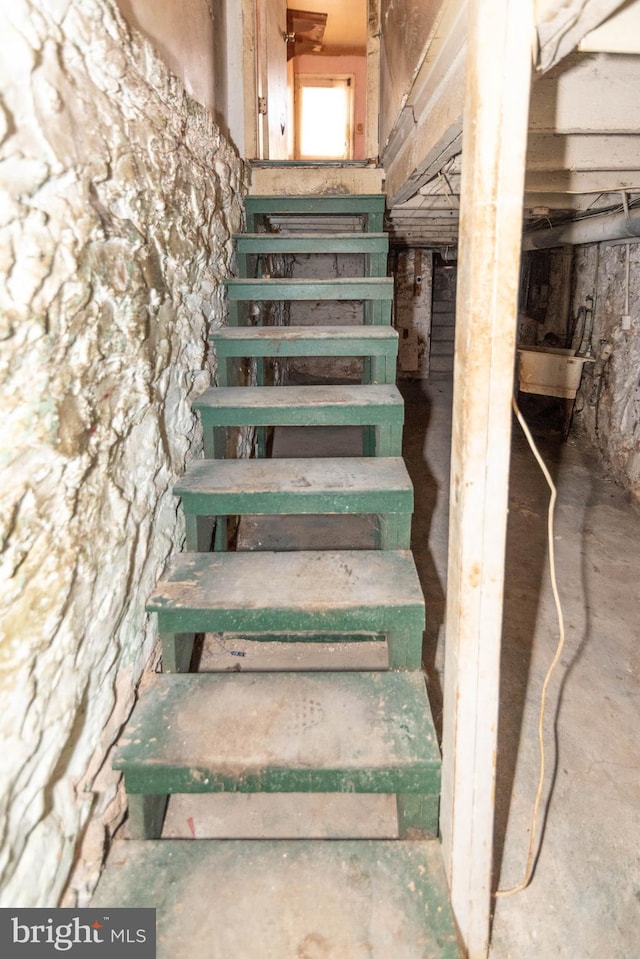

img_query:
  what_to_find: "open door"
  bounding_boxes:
[248,0,381,163]
[256,0,290,159]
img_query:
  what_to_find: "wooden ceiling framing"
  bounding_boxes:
[382,0,640,249]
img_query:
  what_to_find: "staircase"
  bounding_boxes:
[93,194,460,957]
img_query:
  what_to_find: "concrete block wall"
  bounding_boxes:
[0,0,246,906]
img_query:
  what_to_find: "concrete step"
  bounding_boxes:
[147,549,425,672]
[92,838,460,959]
[175,456,413,550]
[193,383,404,457]
[212,324,398,385]
[114,670,440,838]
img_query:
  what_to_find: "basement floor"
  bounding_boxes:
[158,376,639,958]
[402,378,640,959]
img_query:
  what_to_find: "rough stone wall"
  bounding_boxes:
[0,0,246,907]
[571,242,640,504]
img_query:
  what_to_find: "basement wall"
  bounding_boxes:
[0,0,245,906]
[572,242,640,505]
[520,241,640,502]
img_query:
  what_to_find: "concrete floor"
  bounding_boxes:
[162,374,639,957]
[402,378,640,959]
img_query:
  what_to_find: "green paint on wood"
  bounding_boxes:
[224,277,393,304]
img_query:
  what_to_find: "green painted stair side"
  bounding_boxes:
[147,549,425,671]
[245,193,385,232]
[235,231,388,278]
[175,456,413,550]
[225,276,392,300]
[235,232,388,254]
[192,383,404,457]
[114,670,440,796]
[93,839,460,959]
[212,325,398,385]
[224,277,392,328]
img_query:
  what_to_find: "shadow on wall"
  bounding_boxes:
[399,380,447,740]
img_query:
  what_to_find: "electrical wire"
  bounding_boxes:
[495,396,567,898]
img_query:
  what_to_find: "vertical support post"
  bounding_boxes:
[365,0,381,163]
[439,3,533,958]
[161,633,196,673]
[127,794,169,840]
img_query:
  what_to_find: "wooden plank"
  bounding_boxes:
[235,232,389,253]
[247,165,385,197]
[148,549,423,618]
[175,456,413,517]
[529,50,640,134]
[193,384,404,429]
[439,2,534,957]
[536,0,629,72]
[525,169,640,194]
[212,325,398,353]
[382,0,467,206]
[93,839,461,959]
[147,549,425,646]
[245,194,386,215]
[526,133,640,172]
[212,325,397,384]
[245,194,385,232]
[224,277,393,301]
[114,670,440,796]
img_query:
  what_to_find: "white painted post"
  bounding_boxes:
[439,2,534,957]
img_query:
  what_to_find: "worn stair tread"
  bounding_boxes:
[175,456,413,514]
[93,839,460,958]
[114,670,440,794]
[224,276,394,300]
[212,324,397,345]
[193,383,404,424]
[148,549,424,619]
[235,231,389,253]
[92,839,460,959]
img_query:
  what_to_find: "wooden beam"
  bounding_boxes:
[536,0,629,72]
[523,190,640,210]
[382,0,467,206]
[525,169,640,193]
[439,2,533,957]
[526,133,640,172]
[530,51,640,134]
[366,0,382,160]
[578,0,640,53]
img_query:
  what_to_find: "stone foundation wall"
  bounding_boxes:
[572,242,640,504]
[0,0,246,906]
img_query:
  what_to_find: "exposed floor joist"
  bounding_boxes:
[381,0,640,248]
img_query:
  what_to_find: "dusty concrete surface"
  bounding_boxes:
[402,378,640,959]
